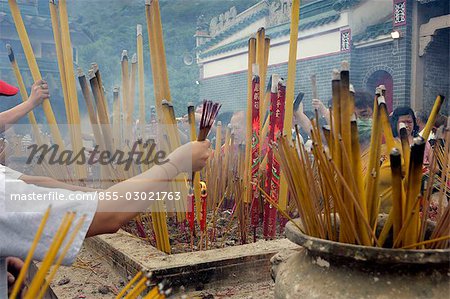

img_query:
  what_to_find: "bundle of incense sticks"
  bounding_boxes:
[10,207,86,299]
[195,100,221,234]
[273,63,448,249]
[198,100,222,142]
[115,269,172,299]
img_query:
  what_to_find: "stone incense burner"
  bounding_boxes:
[271,218,450,299]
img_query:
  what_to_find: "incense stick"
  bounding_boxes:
[10,206,51,299]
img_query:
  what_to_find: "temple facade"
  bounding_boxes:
[195,0,449,115]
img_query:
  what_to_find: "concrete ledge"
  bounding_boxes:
[85,230,299,290]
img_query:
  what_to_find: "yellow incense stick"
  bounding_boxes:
[115,270,143,299]
[121,50,130,124]
[366,89,382,227]
[244,38,256,204]
[279,0,301,211]
[6,44,43,146]
[113,87,122,147]
[124,276,148,299]
[404,138,426,247]
[390,149,403,241]
[49,0,70,124]
[25,212,75,299]
[421,95,445,140]
[36,215,86,299]
[399,123,410,179]
[256,28,266,127]
[378,93,396,155]
[137,24,146,137]
[10,206,51,299]
[58,0,87,180]
[88,69,115,152]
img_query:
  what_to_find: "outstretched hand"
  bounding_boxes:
[168,140,211,173]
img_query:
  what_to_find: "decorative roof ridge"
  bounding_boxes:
[332,0,364,12]
[199,10,341,59]
[0,11,87,35]
[197,7,269,52]
[353,19,393,43]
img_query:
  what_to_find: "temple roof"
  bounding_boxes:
[197,0,366,58]
[353,20,393,43]
[199,9,340,59]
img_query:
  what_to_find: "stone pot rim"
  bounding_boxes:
[285,218,450,265]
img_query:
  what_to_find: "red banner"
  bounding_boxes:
[250,75,261,228]
[264,80,286,238]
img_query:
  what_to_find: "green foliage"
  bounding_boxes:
[68,0,259,117]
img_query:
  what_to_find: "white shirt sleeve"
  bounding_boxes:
[0,166,98,266]
[3,166,23,180]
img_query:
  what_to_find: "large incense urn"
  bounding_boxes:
[271,219,450,298]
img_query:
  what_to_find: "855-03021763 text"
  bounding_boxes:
[96,191,182,201]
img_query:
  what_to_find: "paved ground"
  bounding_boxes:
[48,246,124,298]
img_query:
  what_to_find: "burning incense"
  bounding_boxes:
[256,28,267,128]
[57,0,87,180]
[121,50,130,126]
[244,38,257,205]
[366,87,383,227]
[88,68,115,152]
[188,103,202,224]
[6,44,43,146]
[137,24,146,137]
[113,86,122,147]
[279,0,301,212]
[129,53,137,129]
[198,100,222,142]
[399,122,410,177]
[49,0,70,121]
[390,149,403,240]
[404,137,426,247]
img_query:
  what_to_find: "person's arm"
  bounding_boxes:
[294,109,313,135]
[311,99,330,124]
[0,80,48,133]
[19,175,97,192]
[87,140,211,236]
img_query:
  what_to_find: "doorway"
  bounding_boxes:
[366,70,394,113]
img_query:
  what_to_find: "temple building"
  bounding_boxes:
[195,0,449,115]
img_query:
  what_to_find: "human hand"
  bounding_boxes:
[6,257,24,296]
[168,140,211,173]
[311,99,327,115]
[28,79,49,108]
